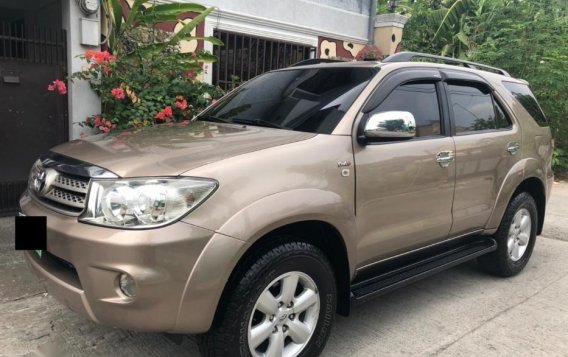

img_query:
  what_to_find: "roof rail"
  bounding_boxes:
[382,51,511,77]
[290,58,348,67]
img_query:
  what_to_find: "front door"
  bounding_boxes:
[354,70,455,267]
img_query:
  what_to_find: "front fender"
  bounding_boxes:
[174,232,248,333]
[485,158,546,231]
[174,189,356,333]
[217,189,356,257]
[219,189,358,308]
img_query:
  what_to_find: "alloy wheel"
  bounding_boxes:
[248,271,320,357]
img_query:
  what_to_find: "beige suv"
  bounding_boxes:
[20,52,553,357]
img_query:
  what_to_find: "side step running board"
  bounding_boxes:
[351,239,497,305]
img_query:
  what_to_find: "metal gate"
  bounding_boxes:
[0,23,67,214]
[212,30,315,90]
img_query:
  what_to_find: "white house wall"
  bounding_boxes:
[202,0,372,43]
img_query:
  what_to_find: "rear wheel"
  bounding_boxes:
[198,241,336,357]
[478,192,538,277]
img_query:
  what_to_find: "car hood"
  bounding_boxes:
[51,121,316,177]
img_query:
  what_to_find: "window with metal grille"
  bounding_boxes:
[212,30,315,90]
[0,22,66,65]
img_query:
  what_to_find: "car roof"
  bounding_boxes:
[280,59,528,85]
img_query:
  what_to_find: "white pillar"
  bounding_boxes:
[61,0,102,139]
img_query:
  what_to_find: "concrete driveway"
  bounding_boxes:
[1,182,567,357]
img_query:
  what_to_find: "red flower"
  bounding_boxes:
[93,115,102,127]
[155,106,173,121]
[187,71,197,80]
[96,117,116,133]
[48,79,67,95]
[155,111,166,121]
[85,49,96,61]
[93,50,115,64]
[163,106,173,117]
[176,97,188,110]
[111,88,126,100]
[86,50,116,69]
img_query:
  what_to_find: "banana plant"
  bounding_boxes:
[429,0,497,58]
[102,0,222,60]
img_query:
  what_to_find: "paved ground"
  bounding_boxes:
[1,182,567,357]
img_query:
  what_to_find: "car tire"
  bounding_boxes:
[197,241,337,357]
[478,192,538,277]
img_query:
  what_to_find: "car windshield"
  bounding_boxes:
[197,66,378,134]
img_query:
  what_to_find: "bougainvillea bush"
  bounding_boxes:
[71,47,223,133]
[50,1,224,134]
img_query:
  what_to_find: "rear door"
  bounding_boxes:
[353,69,456,266]
[443,71,522,236]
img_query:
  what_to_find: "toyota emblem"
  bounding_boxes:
[33,169,46,193]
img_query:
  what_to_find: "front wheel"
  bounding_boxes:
[198,241,337,357]
[478,192,538,277]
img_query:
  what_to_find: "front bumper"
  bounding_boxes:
[20,192,239,333]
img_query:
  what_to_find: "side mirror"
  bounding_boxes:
[363,111,416,141]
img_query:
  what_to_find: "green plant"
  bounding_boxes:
[553,148,568,173]
[70,1,224,134]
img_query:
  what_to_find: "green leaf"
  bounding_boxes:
[125,0,147,28]
[177,36,224,46]
[108,0,124,35]
[432,0,475,43]
[137,13,179,24]
[168,7,215,45]
[196,52,218,63]
[137,3,208,25]
[455,31,469,47]
[145,3,206,16]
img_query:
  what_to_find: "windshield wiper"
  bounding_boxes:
[231,118,284,129]
[198,114,230,124]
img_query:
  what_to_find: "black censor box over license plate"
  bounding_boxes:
[15,216,47,256]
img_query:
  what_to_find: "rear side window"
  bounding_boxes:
[373,82,442,137]
[447,83,511,135]
[503,81,547,126]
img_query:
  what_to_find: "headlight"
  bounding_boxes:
[79,178,217,229]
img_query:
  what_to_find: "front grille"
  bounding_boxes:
[52,175,89,193]
[29,152,115,216]
[44,186,86,208]
[37,172,90,215]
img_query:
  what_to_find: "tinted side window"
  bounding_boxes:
[494,100,512,129]
[373,82,442,137]
[503,81,547,126]
[448,83,509,134]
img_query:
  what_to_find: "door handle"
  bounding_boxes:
[507,142,520,156]
[436,151,455,168]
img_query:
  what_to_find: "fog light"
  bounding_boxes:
[119,273,136,298]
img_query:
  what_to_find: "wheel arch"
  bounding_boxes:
[486,160,547,235]
[512,177,546,235]
[212,220,352,330]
